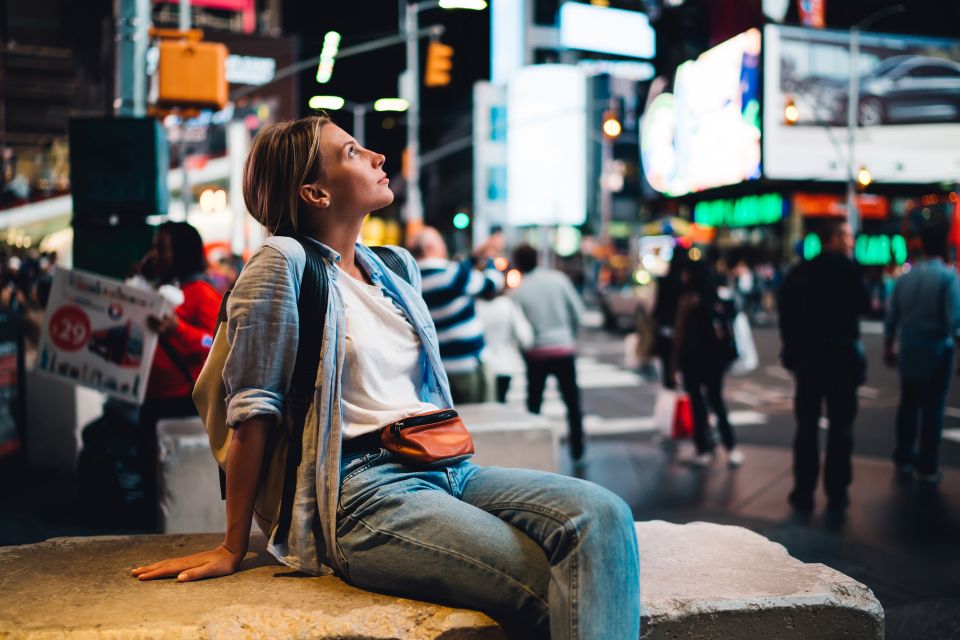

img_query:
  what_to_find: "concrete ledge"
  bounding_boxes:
[0,522,883,639]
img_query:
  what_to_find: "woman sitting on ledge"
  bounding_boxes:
[131,115,640,639]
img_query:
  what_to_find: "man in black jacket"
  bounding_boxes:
[779,221,869,512]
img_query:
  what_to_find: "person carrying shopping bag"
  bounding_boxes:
[672,259,743,468]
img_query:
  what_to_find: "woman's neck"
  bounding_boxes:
[304,215,366,280]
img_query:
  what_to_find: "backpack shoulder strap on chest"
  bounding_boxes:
[370,245,412,284]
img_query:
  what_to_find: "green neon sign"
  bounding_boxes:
[803,233,822,261]
[694,193,784,228]
[855,234,908,266]
[803,233,907,265]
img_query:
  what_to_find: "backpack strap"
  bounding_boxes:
[273,238,329,545]
[370,245,411,284]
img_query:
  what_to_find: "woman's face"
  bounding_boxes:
[315,124,393,216]
[149,232,175,281]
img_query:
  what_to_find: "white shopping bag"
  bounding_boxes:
[729,312,759,376]
[653,389,677,437]
[624,332,641,370]
[653,388,693,439]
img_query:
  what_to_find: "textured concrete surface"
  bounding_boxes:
[636,521,884,639]
[0,522,883,639]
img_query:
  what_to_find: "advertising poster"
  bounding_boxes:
[35,269,168,405]
[641,28,762,197]
[763,24,960,183]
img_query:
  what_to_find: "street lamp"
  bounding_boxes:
[845,4,906,233]
[308,95,346,110]
[307,96,407,146]
[400,0,487,228]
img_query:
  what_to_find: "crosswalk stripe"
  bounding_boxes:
[943,428,960,444]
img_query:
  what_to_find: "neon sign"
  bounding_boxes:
[694,194,783,228]
[803,233,907,265]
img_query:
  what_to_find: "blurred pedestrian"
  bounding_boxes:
[476,286,533,403]
[510,243,586,460]
[651,246,688,389]
[138,221,221,525]
[884,224,960,485]
[410,226,504,404]
[779,221,869,512]
[672,259,742,468]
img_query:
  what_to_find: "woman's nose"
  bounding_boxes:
[374,153,385,169]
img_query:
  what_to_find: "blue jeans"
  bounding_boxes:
[895,348,953,475]
[336,450,641,639]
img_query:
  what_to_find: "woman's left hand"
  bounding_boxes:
[147,314,179,335]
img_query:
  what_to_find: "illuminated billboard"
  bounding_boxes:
[507,65,587,226]
[763,25,960,183]
[640,29,762,197]
[559,3,655,60]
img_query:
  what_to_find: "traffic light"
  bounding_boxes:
[316,31,341,83]
[784,97,799,125]
[453,212,470,229]
[602,110,622,139]
[153,29,228,111]
[424,41,454,87]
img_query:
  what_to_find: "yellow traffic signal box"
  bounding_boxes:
[424,41,453,87]
[157,37,228,110]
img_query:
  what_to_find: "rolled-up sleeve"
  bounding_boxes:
[224,244,301,427]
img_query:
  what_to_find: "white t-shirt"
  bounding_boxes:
[337,268,438,439]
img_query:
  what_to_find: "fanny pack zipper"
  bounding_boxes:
[391,409,459,435]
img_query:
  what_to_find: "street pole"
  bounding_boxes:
[114,0,149,117]
[352,104,366,147]
[178,0,191,218]
[178,0,190,31]
[403,2,424,226]
[600,136,613,244]
[845,26,859,234]
[845,5,906,235]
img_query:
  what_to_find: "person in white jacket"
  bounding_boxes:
[476,289,534,403]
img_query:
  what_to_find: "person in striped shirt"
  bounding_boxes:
[410,226,504,404]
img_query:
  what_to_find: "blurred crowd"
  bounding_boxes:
[5,217,955,524]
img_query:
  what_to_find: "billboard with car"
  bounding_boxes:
[763,24,960,183]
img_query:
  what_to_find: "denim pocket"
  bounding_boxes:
[340,449,387,484]
[338,449,391,516]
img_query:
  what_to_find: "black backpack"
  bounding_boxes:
[710,296,739,365]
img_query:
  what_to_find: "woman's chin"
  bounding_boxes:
[376,191,395,208]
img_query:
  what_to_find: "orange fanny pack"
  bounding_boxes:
[379,409,475,464]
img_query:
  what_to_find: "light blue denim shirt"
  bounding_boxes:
[223,236,453,575]
[885,257,960,380]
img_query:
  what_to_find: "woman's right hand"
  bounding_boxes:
[131,543,244,582]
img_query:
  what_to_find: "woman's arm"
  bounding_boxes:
[130,416,270,582]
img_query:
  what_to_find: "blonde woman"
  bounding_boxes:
[131,116,640,639]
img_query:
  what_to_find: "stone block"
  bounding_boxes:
[0,521,882,639]
[157,417,226,534]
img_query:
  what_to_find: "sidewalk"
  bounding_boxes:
[559,436,960,640]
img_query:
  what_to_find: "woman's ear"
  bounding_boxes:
[299,182,331,209]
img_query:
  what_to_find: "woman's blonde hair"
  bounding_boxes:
[242,115,330,235]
